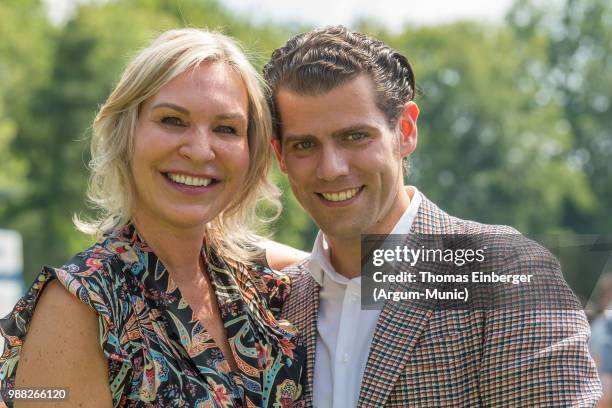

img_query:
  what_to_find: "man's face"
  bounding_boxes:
[274,74,418,242]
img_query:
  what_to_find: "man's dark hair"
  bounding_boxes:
[263,25,416,142]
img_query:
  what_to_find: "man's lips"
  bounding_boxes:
[315,186,364,203]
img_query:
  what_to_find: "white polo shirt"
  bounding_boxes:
[309,186,422,408]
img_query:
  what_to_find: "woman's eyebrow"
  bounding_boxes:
[149,104,246,122]
[151,102,189,114]
[214,113,247,121]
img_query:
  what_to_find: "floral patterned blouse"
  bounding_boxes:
[0,224,305,407]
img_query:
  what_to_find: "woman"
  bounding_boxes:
[0,29,305,407]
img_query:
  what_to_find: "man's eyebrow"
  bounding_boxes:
[283,133,316,143]
[331,124,378,138]
[151,102,189,114]
[283,124,378,143]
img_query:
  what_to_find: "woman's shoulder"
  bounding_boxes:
[64,228,142,273]
[0,231,140,406]
[51,233,140,303]
[1,279,114,407]
[20,230,141,330]
[13,227,145,339]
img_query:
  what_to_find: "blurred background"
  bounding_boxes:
[0,0,611,401]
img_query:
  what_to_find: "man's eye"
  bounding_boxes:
[161,116,186,127]
[214,125,237,134]
[294,140,315,150]
[346,132,367,141]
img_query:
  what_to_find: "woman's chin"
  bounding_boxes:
[168,212,217,230]
[135,206,221,233]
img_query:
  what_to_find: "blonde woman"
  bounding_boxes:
[0,29,305,407]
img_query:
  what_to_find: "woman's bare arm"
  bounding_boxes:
[14,280,113,408]
[260,239,309,270]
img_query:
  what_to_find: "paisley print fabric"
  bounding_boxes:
[0,224,305,407]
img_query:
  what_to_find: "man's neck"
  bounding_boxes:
[325,236,362,279]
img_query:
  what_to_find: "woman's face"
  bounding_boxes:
[130,61,250,233]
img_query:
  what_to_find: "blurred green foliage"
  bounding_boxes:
[0,0,610,288]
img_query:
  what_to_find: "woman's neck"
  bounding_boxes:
[131,216,206,283]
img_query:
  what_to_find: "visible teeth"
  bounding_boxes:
[167,173,212,187]
[321,187,360,202]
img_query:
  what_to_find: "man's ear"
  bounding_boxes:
[271,138,287,173]
[398,101,419,157]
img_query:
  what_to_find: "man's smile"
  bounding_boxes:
[315,186,364,205]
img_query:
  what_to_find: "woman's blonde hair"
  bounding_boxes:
[75,28,280,264]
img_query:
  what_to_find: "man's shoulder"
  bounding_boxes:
[279,258,318,321]
[281,257,314,283]
[428,198,577,308]
[419,193,560,268]
[415,192,520,236]
[444,214,559,272]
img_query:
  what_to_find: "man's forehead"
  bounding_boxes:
[275,75,388,137]
[276,74,375,104]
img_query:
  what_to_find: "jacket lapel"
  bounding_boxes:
[302,272,319,406]
[282,263,320,406]
[357,194,452,407]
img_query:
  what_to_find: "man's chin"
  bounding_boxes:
[316,221,365,242]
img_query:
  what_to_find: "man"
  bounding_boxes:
[263,26,601,407]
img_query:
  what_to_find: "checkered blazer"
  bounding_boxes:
[281,194,602,407]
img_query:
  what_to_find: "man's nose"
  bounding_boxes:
[316,144,349,181]
[178,128,216,162]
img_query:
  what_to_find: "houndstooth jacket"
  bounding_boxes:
[281,194,602,407]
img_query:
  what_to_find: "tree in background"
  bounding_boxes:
[505,0,612,294]
[508,0,612,233]
[0,0,56,280]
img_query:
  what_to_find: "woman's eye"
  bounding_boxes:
[160,116,186,127]
[214,125,237,134]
